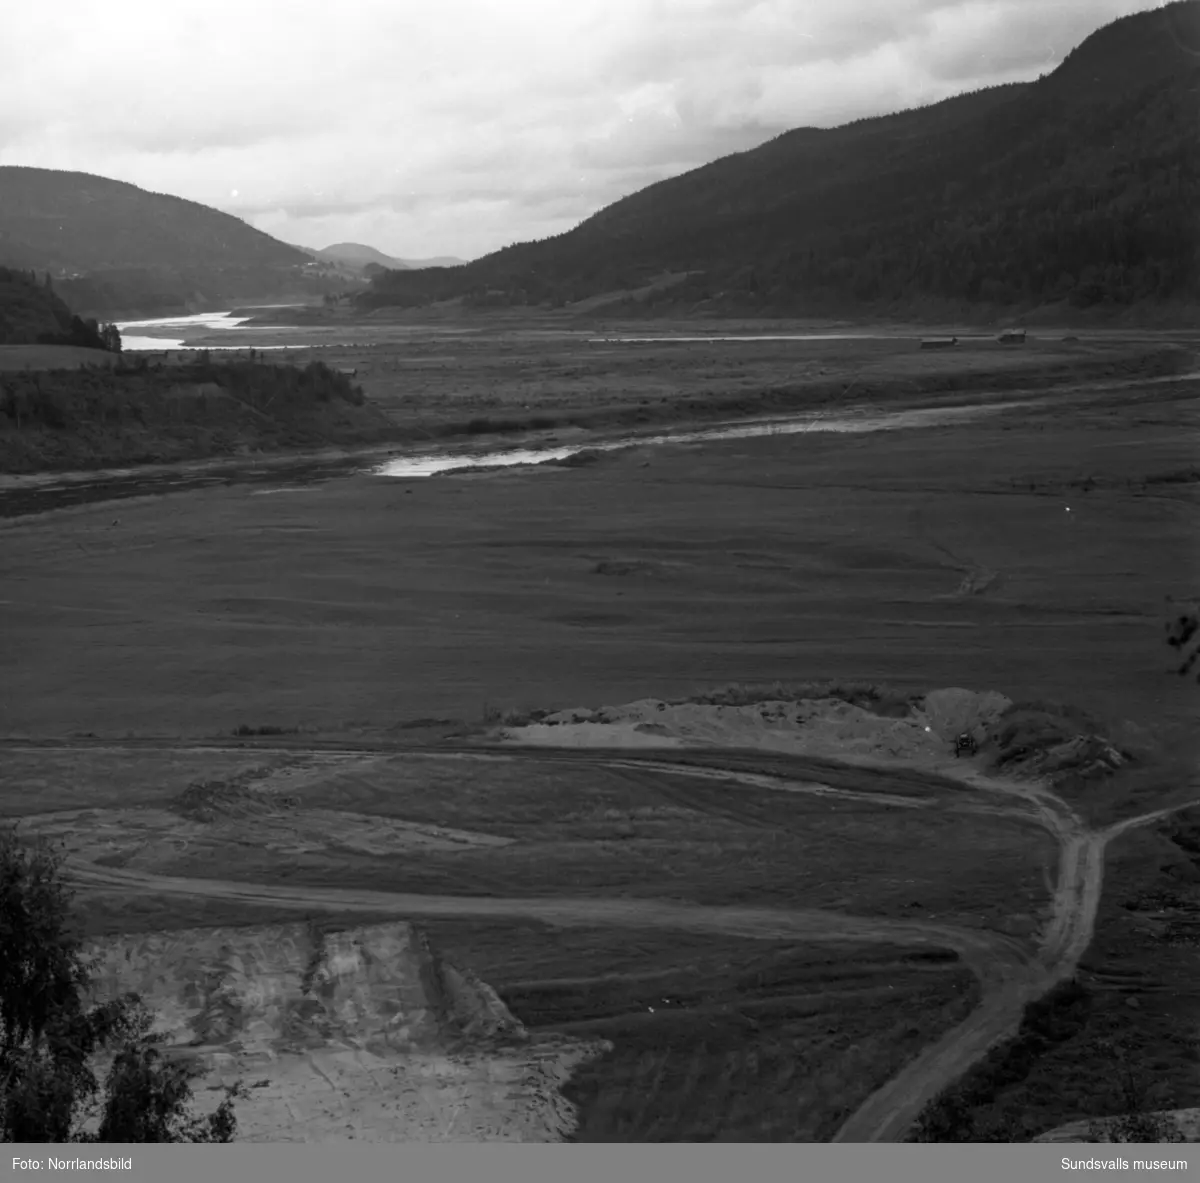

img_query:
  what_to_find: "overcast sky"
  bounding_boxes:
[0,0,1167,261]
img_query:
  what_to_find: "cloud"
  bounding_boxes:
[0,0,1167,261]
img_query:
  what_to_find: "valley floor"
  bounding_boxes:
[0,329,1197,1141]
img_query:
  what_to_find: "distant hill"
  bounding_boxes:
[358,0,1200,319]
[401,255,467,269]
[311,243,411,270]
[294,243,468,271]
[0,266,115,351]
[0,168,337,318]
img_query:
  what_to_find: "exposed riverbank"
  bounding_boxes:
[0,333,1192,484]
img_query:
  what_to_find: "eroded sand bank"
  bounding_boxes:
[501,688,1015,765]
[83,921,607,1142]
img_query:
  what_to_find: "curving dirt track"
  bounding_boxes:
[23,738,1199,1142]
[831,781,1200,1141]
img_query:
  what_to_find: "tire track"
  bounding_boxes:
[831,781,1200,1142]
[13,737,1197,1142]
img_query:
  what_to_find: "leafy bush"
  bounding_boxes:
[0,357,366,433]
[0,825,240,1142]
[1165,600,1199,683]
[909,978,1092,1142]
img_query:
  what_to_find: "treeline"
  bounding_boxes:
[0,356,365,433]
[0,266,122,350]
[907,977,1184,1143]
[736,74,1197,313]
[357,2,1198,318]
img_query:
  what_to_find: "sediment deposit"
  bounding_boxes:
[83,921,606,1142]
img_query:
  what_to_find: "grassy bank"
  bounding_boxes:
[2,332,1192,477]
[0,354,393,474]
[391,344,1194,444]
[300,336,1196,444]
[408,920,980,1142]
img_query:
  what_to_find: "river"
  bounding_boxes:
[0,398,1034,518]
[12,316,1191,517]
[116,311,988,353]
[115,310,303,351]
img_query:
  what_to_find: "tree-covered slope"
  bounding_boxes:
[0,167,307,273]
[359,1,1199,317]
[0,168,334,318]
[0,266,116,350]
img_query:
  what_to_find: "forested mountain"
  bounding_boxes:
[0,167,308,273]
[0,266,118,351]
[358,1,1199,318]
[0,168,332,318]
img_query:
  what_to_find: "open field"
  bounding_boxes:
[0,739,1032,1132]
[8,722,1197,1142]
[5,320,1187,477]
[1,328,1197,1141]
[2,362,1196,738]
[0,738,1037,1141]
[0,747,1055,929]
[166,321,1196,444]
[421,920,981,1142]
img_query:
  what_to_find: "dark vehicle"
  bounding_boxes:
[954,732,978,758]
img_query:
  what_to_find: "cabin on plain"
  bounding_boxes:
[998,329,1027,344]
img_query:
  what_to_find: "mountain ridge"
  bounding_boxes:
[291,242,468,271]
[1,2,1195,322]
[357,0,1200,319]
[0,167,336,319]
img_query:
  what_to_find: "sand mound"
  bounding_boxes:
[915,688,1013,742]
[85,922,523,1059]
[83,922,605,1142]
[510,695,951,762]
[510,687,1138,795]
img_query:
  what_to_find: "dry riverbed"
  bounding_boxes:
[1,327,1196,1141]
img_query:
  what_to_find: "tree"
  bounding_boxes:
[0,825,241,1142]
[1165,597,1199,683]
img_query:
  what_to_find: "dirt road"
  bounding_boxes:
[831,775,1200,1142]
[13,737,1196,1141]
[66,855,1034,977]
